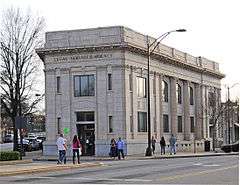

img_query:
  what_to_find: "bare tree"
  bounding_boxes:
[201,88,226,151]
[0,8,45,150]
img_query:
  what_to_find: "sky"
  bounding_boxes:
[0,0,240,102]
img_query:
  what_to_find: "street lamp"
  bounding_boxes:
[226,83,239,144]
[145,29,186,156]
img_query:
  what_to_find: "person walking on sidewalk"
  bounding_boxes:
[56,134,67,164]
[117,137,125,160]
[72,135,81,164]
[160,136,166,155]
[169,134,177,155]
[151,136,156,154]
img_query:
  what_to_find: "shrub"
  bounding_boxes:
[0,151,20,161]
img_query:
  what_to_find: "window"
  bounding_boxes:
[190,116,195,133]
[178,116,183,132]
[74,75,95,96]
[138,112,147,132]
[162,80,168,102]
[176,84,182,104]
[76,111,94,122]
[189,86,194,105]
[57,117,61,134]
[163,114,169,132]
[109,116,113,133]
[57,76,61,93]
[137,77,146,98]
[108,74,112,90]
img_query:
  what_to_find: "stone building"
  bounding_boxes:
[36,26,225,156]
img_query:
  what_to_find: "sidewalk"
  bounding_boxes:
[33,151,239,162]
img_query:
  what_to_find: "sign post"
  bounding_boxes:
[15,116,27,160]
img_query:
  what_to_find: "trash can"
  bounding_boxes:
[204,140,210,151]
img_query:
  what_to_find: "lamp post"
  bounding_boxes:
[145,29,186,156]
[226,83,239,144]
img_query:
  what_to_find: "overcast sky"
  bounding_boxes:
[1,0,239,101]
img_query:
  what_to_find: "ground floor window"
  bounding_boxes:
[178,116,183,133]
[76,111,94,122]
[138,112,147,132]
[163,114,169,132]
[190,116,195,133]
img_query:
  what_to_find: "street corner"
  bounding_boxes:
[0,161,104,177]
[0,159,33,165]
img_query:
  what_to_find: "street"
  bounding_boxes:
[0,155,238,184]
[0,142,13,151]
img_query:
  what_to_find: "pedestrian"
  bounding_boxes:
[117,137,125,160]
[151,136,156,154]
[56,133,67,164]
[110,138,117,159]
[169,134,177,155]
[160,136,166,155]
[72,135,81,164]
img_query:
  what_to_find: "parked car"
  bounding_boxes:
[4,134,14,143]
[36,136,46,150]
[17,138,32,152]
[24,137,40,151]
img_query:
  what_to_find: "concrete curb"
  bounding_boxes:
[0,159,32,165]
[0,162,103,176]
[33,152,239,162]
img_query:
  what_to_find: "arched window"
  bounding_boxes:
[162,80,168,102]
[189,86,194,105]
[176,83,182,104]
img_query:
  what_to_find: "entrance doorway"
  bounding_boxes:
[76,124,95,156]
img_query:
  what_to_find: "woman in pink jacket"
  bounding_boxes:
[72,135,81,164]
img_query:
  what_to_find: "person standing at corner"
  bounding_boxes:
[110,138,117,159]
[56,133,67,164]
[169,134,177,155]
[72,135,81,164]
[117,137,125,160]
[160,136,166,155]
[151,136,156,154]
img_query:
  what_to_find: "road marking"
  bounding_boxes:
[159,165,238,181]
[64,177,151,182]
[124,178,152,182]
[193,163,220,167]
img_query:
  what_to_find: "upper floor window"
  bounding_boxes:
[176,83,182,104]
[162,80,168,102]
[189,86,194,105]
[56,76,61,93]
[74,75,95,97]
[137,77,146,98]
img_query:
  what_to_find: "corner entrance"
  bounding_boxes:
[76,124,95,156]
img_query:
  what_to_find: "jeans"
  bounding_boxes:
[58,150,66,164]
[170,145,176,154]
[72,149,80,164]
[160,146,165,155]
[118,149,124,160]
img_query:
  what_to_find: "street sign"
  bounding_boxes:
[63,127,70,135]
[15,116,27,129]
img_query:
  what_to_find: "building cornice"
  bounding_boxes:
[36,43,225,79]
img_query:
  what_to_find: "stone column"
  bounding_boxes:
[195,83,202,139]
[183,80,191,140]
[170,77,177,136]
[159,74,163,138]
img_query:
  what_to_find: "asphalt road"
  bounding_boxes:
[0,155,238,184]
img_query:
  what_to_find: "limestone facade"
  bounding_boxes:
[36,26,224,156]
